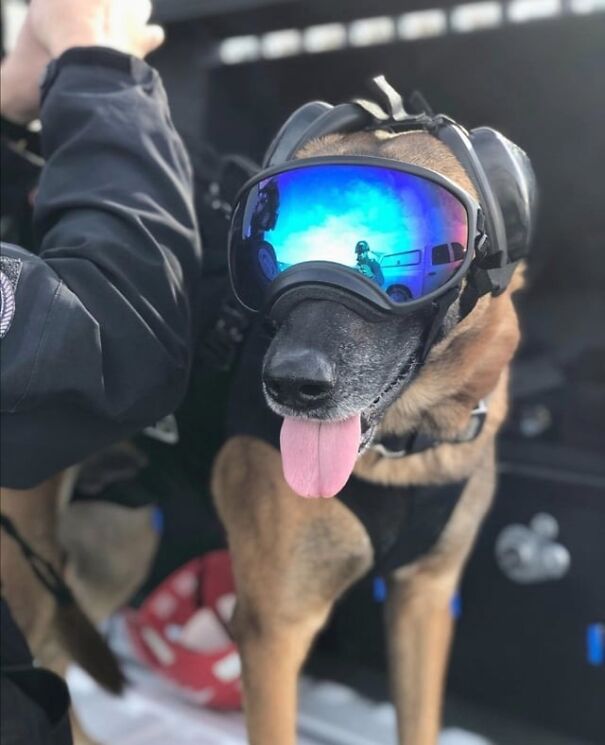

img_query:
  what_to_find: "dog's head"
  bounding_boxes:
[258,130,492,496]
[228,85,535,498]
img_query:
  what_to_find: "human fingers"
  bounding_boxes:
[140,24,166,56]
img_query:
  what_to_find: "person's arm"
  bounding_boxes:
[1,45,202,488]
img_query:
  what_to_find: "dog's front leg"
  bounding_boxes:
[213,436,373,745]
[385,463,496,745]
[385,567,459,745]
[233,601,329,745]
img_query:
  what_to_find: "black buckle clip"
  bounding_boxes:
[198,298,251,372]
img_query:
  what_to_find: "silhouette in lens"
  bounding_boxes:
[241,180,281,307]
[354,240,384,287]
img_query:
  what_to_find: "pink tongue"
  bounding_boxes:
[280,415,361,499]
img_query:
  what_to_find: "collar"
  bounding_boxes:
[370,399,487,459]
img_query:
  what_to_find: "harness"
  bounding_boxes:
[339,477,466,574]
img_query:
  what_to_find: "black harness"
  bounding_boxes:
[339,477,466,574]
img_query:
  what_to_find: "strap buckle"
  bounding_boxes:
[197,297,251,372]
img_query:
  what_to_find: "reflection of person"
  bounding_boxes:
[355,240,384,286]
[250,180,279,237]
[1,2,200,743]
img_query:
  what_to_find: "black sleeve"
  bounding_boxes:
[0,47,202,488]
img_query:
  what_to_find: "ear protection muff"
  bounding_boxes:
[260,76,537,300]
[470,127,537,264]
[263,101,332,167]
[437,121,537,294]
[263,101,373,167]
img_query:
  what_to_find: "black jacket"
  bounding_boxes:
[0,47,202,488]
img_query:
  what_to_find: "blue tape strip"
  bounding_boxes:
[151,506,164,534]
[586,623,604,667]
[373,576,387,603]
[450,592,462,619]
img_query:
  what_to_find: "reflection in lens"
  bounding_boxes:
[232,163,469,309]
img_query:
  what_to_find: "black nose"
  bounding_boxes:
[264,348,336,409]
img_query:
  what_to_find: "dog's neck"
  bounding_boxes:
[354,273,522,487]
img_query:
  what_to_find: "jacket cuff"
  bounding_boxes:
[40,47,155,102]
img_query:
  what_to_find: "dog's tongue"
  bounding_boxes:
[280,415,361,498]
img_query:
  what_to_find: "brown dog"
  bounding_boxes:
[212,128,525,745]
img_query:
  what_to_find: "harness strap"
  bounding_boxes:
[196,295,253,372]
[337,477,466,574]
[0,514,74,607]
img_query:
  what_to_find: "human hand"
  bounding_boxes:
[28,0,165,59]
[0,15,51,124]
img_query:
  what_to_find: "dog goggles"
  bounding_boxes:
[229,157,482,314]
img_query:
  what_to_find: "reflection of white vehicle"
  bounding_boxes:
[379,242,465,302]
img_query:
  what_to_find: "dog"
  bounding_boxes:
[211,80,535,745]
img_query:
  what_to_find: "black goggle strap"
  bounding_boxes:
[271,77,433,166]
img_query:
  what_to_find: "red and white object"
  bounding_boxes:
[126,551,241,709]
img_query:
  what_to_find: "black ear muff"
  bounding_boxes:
[470,127,537,263]
[290,103,373,153]
[264,102,374,167]
[263,101,333,167]
[438,120,537,294]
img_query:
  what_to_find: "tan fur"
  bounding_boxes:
[213,128,523,745]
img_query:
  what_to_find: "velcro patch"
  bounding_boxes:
[0,256,22,339]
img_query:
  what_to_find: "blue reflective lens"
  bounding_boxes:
[231,163,469,310]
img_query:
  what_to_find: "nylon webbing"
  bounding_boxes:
[0,513,73,607]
